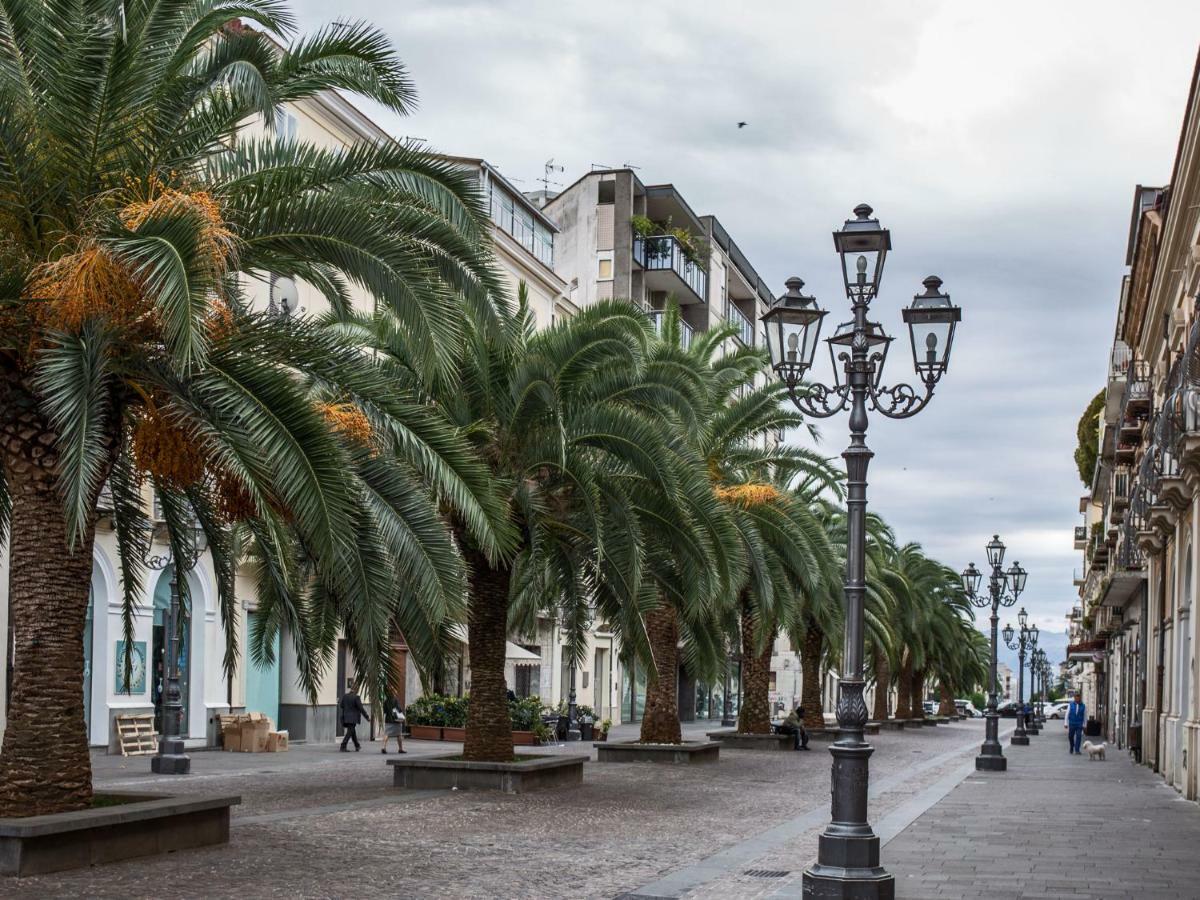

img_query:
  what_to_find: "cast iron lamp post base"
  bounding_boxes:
[976,710,1007,771]
[1010,733,1030,746]
[150,736,191,775]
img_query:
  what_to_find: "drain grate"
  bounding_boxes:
[744,869,790,879]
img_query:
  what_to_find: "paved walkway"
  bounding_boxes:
[887,726,1200,899]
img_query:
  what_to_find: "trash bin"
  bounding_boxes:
[1085,717,1102,737]
[579,719,594,741]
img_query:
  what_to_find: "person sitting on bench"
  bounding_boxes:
[780,705,810,751]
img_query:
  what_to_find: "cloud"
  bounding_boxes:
[286,0,1200,660]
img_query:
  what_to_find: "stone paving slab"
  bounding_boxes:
[7,721,988,898]
[887,727,1200,899]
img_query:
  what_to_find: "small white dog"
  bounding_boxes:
[1082,740,1106,761]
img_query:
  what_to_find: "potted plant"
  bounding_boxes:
[596,718,612,742]
[575,704,596,741]
[441,695,468,742]
[509,696,542,745]
[406,694,445,741]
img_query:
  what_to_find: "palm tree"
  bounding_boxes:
[426,296,712,761]
[633,307,838,742]
[0,2,502,815]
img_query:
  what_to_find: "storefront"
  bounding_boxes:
[619,657,741,724]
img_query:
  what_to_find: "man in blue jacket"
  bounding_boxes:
[1065,692,1085,755]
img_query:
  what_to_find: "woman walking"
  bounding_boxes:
[381,693,407,755]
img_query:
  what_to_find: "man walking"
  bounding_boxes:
[338,683,370,752]
[1065,692,1085,755]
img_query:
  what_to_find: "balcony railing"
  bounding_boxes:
[633,233,707,301]
[725,303,755,346]
[1110,341,1133,380]
[1073,525,1087,549]
[649,310,694,349]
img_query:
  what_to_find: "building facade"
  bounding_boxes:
[1070,50,1200,798]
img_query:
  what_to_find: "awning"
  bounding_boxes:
[448,624,541,662]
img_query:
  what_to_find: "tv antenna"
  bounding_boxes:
[540,158,565,192]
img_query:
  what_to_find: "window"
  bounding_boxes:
[598,258,613,280]
[598,180,615,204]
[489,183,554,268]
[273,110,298,142]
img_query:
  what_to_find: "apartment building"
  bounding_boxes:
[542,168,782,725]
[1070,49,1200,797]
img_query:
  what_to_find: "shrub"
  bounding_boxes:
[509,695,544,731]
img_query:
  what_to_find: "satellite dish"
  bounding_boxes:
[270,275,299,316]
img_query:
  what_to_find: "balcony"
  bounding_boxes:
[725,303,755,346]
[633,232,707,303]
[1073,525,1088,550]
[1104,342,1131,423]
[1121,358,1152,417]
[649,310,694,349]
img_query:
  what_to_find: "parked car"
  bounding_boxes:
[922,701,937,716]
[996,700,1021,717]
[1047,701,1071,719]
[955,699,981,718]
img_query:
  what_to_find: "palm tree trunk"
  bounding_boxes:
[0,429,96,816]
[737,596,772,734]
[800,626,824,730]
[910,667,926,719]
[872,647,890,721]
[461,548,513,762]
[639,602,682,744]
[938,681,956,716]
[894,652,913,719]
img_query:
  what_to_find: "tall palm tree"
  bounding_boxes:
[430,297,713,761]
[0,2,503,815]
[634,307,838,742]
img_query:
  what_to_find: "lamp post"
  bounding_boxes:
[1003,609,1034,746]
[961,538,1026,771]
[721,644,736,727]
[1022,624,1041,734]
[762,204,961,899]
[143,515,207,775]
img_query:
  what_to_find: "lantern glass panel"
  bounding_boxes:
[1009,562,1028,596]
[1003,624,1014,644]
[833,204,890,301]
[902,277,960,384]
[1018,607,1028,628]
[961,563,982,597]
[985,535,1006,568]
[762,284,825,387]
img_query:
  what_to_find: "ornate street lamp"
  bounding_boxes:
[1004,609,1035,747]
[962,537,1025,771]
[763,204,961,899]
[1025,626,1041,735]
[142,511,208,775]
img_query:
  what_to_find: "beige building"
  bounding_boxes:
[1071,49,1200,797]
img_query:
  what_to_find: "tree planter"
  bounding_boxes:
[706,731,792,751]
[0,792,239,877]
[409,725,443,741]
[878,719,909,730]
[511,731,537,746]
[389,754,586,793]
[441,727,466,742]
[594,741,720,764]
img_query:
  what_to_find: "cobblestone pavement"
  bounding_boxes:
[10,719,992,899]
[886,725,1200,899]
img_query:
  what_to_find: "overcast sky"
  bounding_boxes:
[293,1,1200,666]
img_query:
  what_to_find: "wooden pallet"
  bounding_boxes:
[115,713,158,757]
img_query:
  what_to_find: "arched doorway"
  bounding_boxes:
[152,567,191,737]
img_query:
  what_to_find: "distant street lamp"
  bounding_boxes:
[721,644,736,728]
[961,536,1026,771]
[1025,635,1042,735]
[142,513,207,775]
[1003,609,1037,746]
[763,203,961,899]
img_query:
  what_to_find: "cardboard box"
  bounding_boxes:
[267,731,289,752]
[240,713,270,752]
[222,725,242,752]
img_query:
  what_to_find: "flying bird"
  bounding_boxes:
[737,121,748,128]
